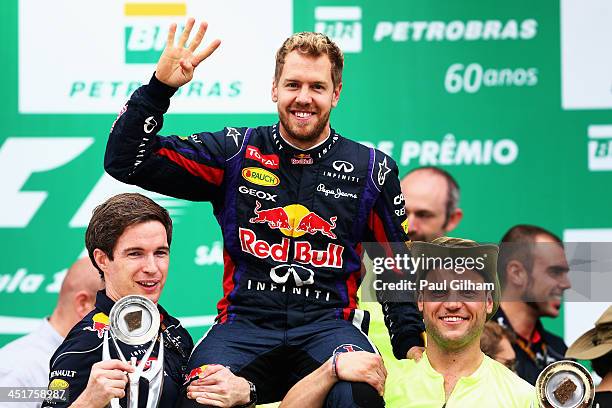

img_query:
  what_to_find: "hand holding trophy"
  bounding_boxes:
[103,295,165,408]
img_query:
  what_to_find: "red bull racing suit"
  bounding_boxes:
[42,291,193,407]
[105,75,425,406]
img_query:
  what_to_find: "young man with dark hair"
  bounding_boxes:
[43,193,195,408]
[105,18,424,407]
[494,224,571,384]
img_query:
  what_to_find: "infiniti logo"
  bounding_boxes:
[143,116,157,134]
[332,160,354,173]
[270,264,315,286]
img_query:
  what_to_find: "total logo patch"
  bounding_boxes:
[242,167,280,187]
[245,146,279,169]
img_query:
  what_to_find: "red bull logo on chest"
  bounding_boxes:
[249,201,338,239]
[239,228,343,268]
[83,312,109,338]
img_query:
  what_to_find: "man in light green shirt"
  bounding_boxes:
[386,237,537,407]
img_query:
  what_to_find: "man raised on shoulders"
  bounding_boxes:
[105,18,424,406]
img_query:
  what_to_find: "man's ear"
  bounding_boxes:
[506,260,528,288]
[485,291,494,315]
[73,290,96,319]
[417,292,424,312]
[93,248,110,274]
[331,82,342,108]
[271,80,278,102]
[444,208,463,233]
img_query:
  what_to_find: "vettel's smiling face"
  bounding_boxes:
[272,50,341,148]
[419,268,493,351]
[96,220,169,304]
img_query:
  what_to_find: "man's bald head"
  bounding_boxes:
[51,258,103,337]
[401,167,462,242]
[58,258,103,304]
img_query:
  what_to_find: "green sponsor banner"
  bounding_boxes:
[1,0,611,350]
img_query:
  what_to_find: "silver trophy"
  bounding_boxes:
[535,360,595,408]
[102,295,164,408]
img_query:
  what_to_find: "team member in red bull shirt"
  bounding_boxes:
[43,194,194,408]
[105,19,425,407]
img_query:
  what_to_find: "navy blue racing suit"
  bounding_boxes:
[42,291,193,408]
[105,74,425,406]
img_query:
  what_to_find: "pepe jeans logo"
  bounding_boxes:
[317,184,357,199]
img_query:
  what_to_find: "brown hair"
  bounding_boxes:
[411,236,500,320]
[498,224,562,288]
[85,193,172,278]
[480,321,516,358]
[274,32,344,87]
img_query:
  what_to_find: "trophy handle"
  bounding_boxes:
[143,334,164,408]
[103,330,123,408]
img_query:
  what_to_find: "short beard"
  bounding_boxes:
[279,109,330,144]
[425,313,485,352]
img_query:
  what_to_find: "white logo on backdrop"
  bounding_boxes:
[0,137,94,227]
[587,125,612,171]
[314,6,362,53]
[19,0,292,113]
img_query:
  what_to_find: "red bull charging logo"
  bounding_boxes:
[249,201,337,239]
[184,364,208,384]
[243,202,343,268]
[83,312,109,338]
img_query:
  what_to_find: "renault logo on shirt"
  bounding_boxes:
[332,160,354,173]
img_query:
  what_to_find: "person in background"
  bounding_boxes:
[362,166,463,362]
[385,237,537,408]
[494,224,571,384]
[400,166,463,243]
[480,321,517,371]
[0,257,103,408]
[565,305,612,408]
